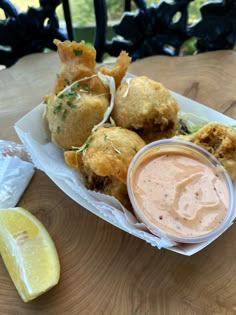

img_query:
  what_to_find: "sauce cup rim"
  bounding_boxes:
[127,138,236,244]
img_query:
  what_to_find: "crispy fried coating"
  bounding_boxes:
[100,51,132,88]
[64,126,146,209]
[180,122,236,180]
[44,40,133,150]
[44,85,110,150]
[52,39,109,96]
[112,76,179,143]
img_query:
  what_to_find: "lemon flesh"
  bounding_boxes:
[0,207,60,302]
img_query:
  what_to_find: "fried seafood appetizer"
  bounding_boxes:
[64,126,146,209]
[44,82,110,150]
[112,76,179,143]
[52,39,131,95]
[180,122,236,180]
[44,39,132,150]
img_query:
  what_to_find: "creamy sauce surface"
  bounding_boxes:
[132,153,229,237]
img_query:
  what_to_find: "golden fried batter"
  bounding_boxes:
[100,51,132,88]
[52,39,109,96]
[44,40,133,150]
[44,84,110,150]
[112,76,179,143]
[180,122,236,180]
[64,126,146,209]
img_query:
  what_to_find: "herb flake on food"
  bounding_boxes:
[73,49,83,57]
[58,93,64,99]
[84,84,90,92]
[64,78,70,85]
[53,104,62,114]
[74,82,80,88]
[67,101,77,109]
[56,126,61,133]
[66,90,77,98]
[62,109,68,121]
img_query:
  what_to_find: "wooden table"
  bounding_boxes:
[0,50,236,314]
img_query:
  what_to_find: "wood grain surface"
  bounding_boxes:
[0,50,236,315]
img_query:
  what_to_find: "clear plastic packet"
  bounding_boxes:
[0,140,35,208]
[0,140,32,162]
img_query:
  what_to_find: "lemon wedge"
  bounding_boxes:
[0,207,60,302]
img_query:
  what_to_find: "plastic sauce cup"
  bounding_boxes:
[127,139,236,244]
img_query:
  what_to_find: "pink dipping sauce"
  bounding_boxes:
[129,141,231,241]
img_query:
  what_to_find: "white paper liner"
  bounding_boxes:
[14,83,236,256]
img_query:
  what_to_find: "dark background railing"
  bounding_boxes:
[94,0,236,62]
[0,0,236,67]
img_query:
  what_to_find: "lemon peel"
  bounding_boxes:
[0,207,60,302]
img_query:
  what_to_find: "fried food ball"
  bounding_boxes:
[112,76,179,143]
[64,126,146,209]
[47,40,131,100]
[44,83,110,150]
[44,40,133,150]
[180,122,236,180]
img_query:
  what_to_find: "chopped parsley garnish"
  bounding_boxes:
[53,104,62,114]
[84,84,90,92]
[74,82,80,88]
[62,109,68,121]
[73,49,83,57]
[67,101,77,109]
[58,93,64,99]
[64,78,70,85]
[66,90,77,98]
[56,126,61,133]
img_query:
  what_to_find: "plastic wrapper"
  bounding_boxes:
[0,141,35,208]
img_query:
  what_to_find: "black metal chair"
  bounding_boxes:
[94,0,236,62]
[1,0,236,67]
[0,0,73,67]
